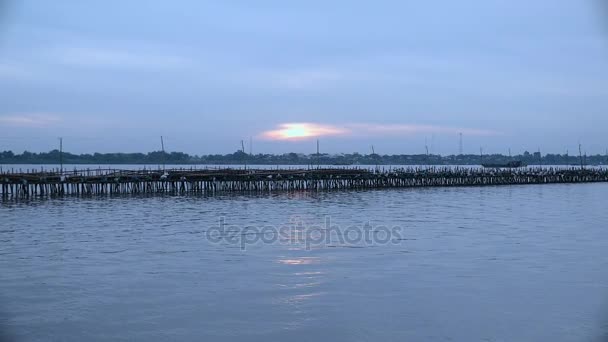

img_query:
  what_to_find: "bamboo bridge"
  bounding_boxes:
[1,166,607,198]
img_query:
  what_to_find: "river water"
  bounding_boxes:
[1,182,608,341]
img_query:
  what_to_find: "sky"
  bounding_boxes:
[0,0,607,155]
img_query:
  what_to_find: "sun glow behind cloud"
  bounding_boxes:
[261,123,349,140]
[260,122,499,141]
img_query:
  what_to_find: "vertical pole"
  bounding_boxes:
[425,144,429,167]
[59,137,63,173]
[371,145,377,171]
[160,136,165,171]
[579,143,584,169]
[241,140,246,170]
[480,147,483,165]
[424,137,429,168]
[458,132,463,155]
[584,151,587,167]
[316,139,320,169]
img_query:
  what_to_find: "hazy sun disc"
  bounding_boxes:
[261,123,348,140]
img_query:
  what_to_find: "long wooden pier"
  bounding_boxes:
[1,167,608,198]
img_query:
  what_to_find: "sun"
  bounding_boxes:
[281,124,313,138]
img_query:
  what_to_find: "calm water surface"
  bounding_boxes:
[1,183,608,341]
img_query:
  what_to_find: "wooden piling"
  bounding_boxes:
[1,166,607,199]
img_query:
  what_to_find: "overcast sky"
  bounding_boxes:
[0,0,607,155]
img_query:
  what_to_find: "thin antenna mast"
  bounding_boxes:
[316,139,320,169]
[241,140,246,170]
[579,143,584,169]
[59,137,63,173]
[160,136,165,170]
[424,137,429,166]
[584,150,587,166]
[458,133,463,155]
[371,145,377,171]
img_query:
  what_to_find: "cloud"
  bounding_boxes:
[260,122,499,140]
[350,123,499,136]
[50,46,189,70]
[0,114,61,127]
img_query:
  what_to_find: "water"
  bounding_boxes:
[1,183,608,341]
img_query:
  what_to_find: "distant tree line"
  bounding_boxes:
[0,149,607,165]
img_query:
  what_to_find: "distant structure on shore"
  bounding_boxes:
[481,161,524,169]
[1,149,607,166]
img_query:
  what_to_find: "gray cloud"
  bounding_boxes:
[0,113,61,127]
